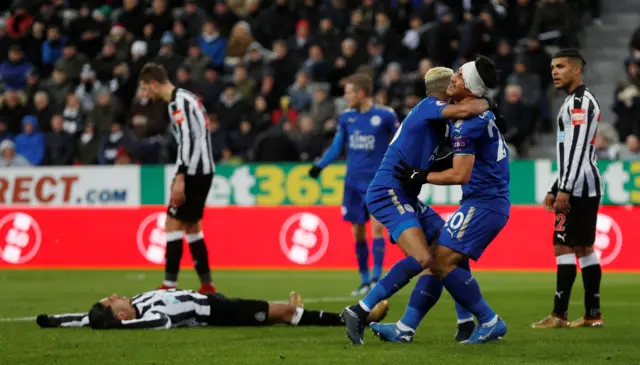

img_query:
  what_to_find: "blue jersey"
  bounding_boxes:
[370,96,449,195]
[317,104,398,190]
[450,110,510,215]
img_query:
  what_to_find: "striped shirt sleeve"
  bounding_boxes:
[116,311,172,330]
[174,94,194,175]
[558,92,596,193]
[42,313,90,328]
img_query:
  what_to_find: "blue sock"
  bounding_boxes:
[361,256,423,310]
[399,275,443,331]
[441,267,496,325]
[355,240,370,284]
[371,238,385,280]
[453,259,474,322]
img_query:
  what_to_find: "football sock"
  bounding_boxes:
[579,253,602,318]
[442,267,496,326]
[291,308,344,326]
[398,275,443,331]
[454,259,474,322]
[164,231,183,283]
[553,254,577,318]
[355,240,370,284]
[372,238,386,280]
[186,232,212,284]
[359,256,423,313]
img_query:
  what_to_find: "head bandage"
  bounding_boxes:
[460,61,488,97]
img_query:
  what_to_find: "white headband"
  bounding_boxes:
[460,61,488,97]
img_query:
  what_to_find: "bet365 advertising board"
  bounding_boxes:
[1,161,639,270]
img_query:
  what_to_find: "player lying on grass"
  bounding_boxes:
[35,289,389,330]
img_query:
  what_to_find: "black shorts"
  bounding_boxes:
[167,174,213,224]
[206,293,270,326]
[553,196,600,247]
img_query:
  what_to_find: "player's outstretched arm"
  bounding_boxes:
[426,154,474,185]
[440,98,489,120]
[310,122,346,178]
[36,313,90,328]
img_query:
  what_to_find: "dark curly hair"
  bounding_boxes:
[88,303,122,330]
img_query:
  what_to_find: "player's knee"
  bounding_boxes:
[554,244,574,256]
[352,224,367,241]
[411,251,432,269]
[165,215,183,231]
[371,222,385,238]
[574,246,594,257]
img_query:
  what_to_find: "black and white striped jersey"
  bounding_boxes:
[169,88,215,176]
[42,289,212,330]
[549,85,602,198]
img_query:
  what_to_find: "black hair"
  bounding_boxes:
[475,55,497,89]
[553,48,586,67]
[88,303,121,330]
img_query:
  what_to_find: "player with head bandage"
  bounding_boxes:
[340,65,493,345]
[368,55,510,345]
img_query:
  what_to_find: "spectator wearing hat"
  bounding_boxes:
[14,115,44,165]
[153,32,183,82]
[43,113,74,166]
[199,20,228,67]
[76,65,104,111]
[0,139,30,167]
[0,45,33,91]
[244,42,269,82]
[287,19,313,60]
[55,42,89,84]
[75,121,101,165]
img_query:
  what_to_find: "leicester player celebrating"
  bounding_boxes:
[369,56,510,345]
[341,67,491,345]
[309,74,399,296]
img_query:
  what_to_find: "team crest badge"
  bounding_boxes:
[370,115,381,127]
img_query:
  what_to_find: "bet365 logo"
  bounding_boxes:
[136,212,167,264]
[279,213,329,265]
[0,213,42,264]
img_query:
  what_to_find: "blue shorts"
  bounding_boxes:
[437,203,509,261]
[342,184,369,224]
[366,186,444,244]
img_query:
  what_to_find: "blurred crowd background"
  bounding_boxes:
[0,0,638,168]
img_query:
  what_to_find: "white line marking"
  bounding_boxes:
[0,316,36,322]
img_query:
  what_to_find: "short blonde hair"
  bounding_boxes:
[424,67,454,95]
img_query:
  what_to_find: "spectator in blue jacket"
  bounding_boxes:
[0,45,32,91]
[41,25,66,74]
[199,20,227,67]
[14,115,44,165]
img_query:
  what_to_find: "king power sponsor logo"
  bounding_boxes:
[0,213,42,264]
[279,212,330,265]
[1,167,139,206]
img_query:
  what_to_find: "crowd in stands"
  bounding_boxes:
[0,0,604,167]
[598,24,640,161]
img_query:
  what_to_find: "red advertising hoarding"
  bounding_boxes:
[0,206,636,270]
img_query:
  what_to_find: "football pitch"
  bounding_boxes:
[1,270,639,365]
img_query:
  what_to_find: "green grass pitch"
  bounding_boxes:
[0,270,639,365]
